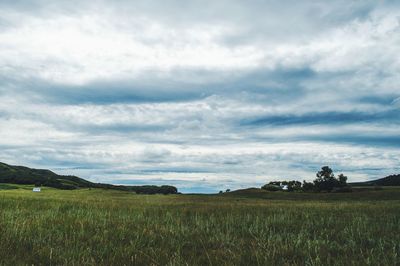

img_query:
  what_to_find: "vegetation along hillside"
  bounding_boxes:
[350,174,400,186]
[0,162,177,194]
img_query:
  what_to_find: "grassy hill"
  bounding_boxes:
[0,162,93,189]
[350,174,400,186]
[0,162,177,194]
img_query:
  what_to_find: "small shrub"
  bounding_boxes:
[262,184,282,191]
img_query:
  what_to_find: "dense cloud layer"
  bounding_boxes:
[1,1,400,192]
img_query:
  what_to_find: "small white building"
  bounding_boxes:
[32,187,41,192]
[281,185,289,191]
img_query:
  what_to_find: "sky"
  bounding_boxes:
[1,0,400,193]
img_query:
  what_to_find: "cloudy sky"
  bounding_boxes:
[1,0,400,192]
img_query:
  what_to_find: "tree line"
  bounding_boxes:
[262,166,351,192]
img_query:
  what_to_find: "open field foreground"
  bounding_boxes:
[0,185,399,265]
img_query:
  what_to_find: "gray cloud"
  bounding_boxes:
[241,109,400,127]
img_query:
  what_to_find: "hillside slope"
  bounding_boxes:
[0,162,93,189]
[350,174,400,186]
[0,162,178,194]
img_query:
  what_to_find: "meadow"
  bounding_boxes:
[0,184,399,265]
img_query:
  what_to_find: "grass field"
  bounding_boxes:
[0,184,399,265]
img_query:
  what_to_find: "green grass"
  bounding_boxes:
[0,183,19,190]
[0,185,399,265]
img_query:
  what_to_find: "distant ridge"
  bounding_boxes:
[0,162,178,194]
[350,175,400,186]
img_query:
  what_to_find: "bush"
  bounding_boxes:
[262,184,282,191]
[302,181,315,192]
[262,181,302,192]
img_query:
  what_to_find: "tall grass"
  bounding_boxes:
[0,186,399,265]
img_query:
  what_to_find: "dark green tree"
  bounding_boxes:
[316,166,334,180]
[338,173,348,186]
[302,180,314,191]
[313,166,348,192]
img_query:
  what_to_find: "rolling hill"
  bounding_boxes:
[349,174,400,186]
[0,162,178,194]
